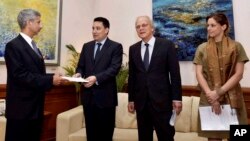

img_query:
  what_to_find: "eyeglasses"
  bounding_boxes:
[136,23,149,29]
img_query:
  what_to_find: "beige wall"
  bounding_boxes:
[0,0,249,87]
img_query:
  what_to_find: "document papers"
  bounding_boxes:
[199,104,238,131]
[169,110,177,126]
[62,76,89,83]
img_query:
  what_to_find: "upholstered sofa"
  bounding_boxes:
[56,93,207,141]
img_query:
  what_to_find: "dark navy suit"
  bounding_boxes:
[128,37,182,141]
[4,34,53,141]
[76,38,123,141]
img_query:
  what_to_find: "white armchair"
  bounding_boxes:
[0,116,6,141]
[56,93,208,141]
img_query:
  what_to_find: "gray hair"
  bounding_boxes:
[17,9,41,29]
[135,16,155,29]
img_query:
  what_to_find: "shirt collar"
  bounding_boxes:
[96,37,107,45]
[20,32,33,45]
[142,36,155,47]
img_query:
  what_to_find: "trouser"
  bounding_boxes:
[136,101,175,141]
[5,118,43,141]
[83,104,116,141]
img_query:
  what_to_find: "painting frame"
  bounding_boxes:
[153,0,235,61]
[0,0,63,65]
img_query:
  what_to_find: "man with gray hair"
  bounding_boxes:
[128,16,182,141]
[4,9,64,141]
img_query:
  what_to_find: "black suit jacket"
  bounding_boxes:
[4,34,53,119]
[128,37,182,112]
[76,38,123,108]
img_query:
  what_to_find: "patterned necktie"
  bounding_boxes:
[144,43,149,70]
[31,40,41,57]
[94,43,102,60]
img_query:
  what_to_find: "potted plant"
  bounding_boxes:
[116,62,128,92]
[63,44,81,104]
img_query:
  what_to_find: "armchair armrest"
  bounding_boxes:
[0,116,6,141]
[56,105,84,141]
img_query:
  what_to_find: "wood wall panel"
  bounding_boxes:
[42,84,78,141]
[0,85,6,99]
[0,84,249,140]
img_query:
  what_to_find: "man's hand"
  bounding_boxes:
[83,76,97,88]
[53,73,65,86]
[172,101,182,115]
[73,73,81,78]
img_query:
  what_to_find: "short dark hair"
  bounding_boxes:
[94,17,110,28]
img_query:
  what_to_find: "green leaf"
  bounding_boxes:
[116,63,128,92]
[63,44,81,105]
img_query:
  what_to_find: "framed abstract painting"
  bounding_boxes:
[153,0,234,61]
[0,0,62,65]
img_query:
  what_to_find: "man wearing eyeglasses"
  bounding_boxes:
[127,16,182,141]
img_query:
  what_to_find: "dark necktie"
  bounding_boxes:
[144,43,149,70]
[94,43,102,60]
[31,40,41,57]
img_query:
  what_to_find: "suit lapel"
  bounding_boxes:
[134,39,162,72]
[148,38,160,71]
[134,41,146,71]
[88,41,95,64]
[18,35,44,68]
